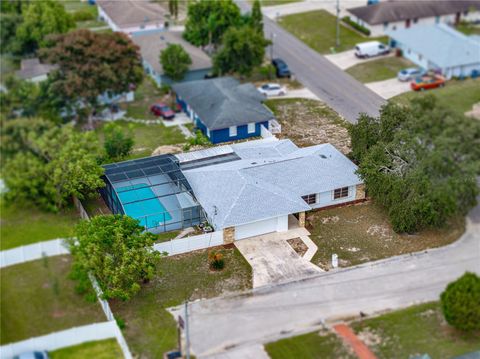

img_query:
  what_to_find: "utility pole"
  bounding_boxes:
[336,0,340,47]
[185,301,190,359]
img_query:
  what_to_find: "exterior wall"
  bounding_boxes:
[355,184,366,200]
[223,227,235,244]
[210,121,269,144]
[310,185,357,210]
[144,61,211,87]
[298,212,306,227]
[234,215,288,240]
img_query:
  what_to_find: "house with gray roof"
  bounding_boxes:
[97,0,167,35]
[387,24,480,79]
[347,0,480,36]
[172,77,276,144]
[177,138,365,240]
[15,58,57,83]
[131,31,213,86]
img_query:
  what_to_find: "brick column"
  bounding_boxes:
[298,212,306,227]
[355,184,366,200]
[223,227,235,244]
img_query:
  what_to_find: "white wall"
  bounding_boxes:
[235,215,288,240]
[310,186,357,210]
[154,231,224,256]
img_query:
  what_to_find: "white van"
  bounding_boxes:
[354,41,390,58]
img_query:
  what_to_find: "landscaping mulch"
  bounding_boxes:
[287,238,309,257]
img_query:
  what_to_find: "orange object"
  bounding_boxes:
[333,323,377,359]
[410,74,446,91]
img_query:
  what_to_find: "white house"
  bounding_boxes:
[97,0,167,35]
[387,24,480,79]
[347,0,480,36]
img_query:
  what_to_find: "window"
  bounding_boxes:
[248,123,255,134]
[333,187,349,200]
[229,126,237,137]
[302,194,317,205]
[413,18,418,24]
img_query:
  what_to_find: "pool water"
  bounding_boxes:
[117,183,172,228]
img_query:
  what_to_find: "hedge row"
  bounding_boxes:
[342,16,371,36]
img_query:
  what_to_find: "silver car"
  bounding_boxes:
[397,67,424,82]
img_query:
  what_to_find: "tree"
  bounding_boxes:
[160,43,192,81]
[68,215,161,301]
[214,25,271,76]
[1,119,104,211]
[103,122,134,162]
[168,0,179,19]
[350,96,480,233]
[250,0,263,33]
[0,12,22,53]
[40,29,144,128]
[184,0,241,48]
[441,272,480,332]
[15,0,74,53]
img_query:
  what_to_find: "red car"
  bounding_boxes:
[150,103,175,119]
[410,75,446,91]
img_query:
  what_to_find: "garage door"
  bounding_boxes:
[235,217,284,240]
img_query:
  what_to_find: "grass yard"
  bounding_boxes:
[352,302,480,359]
[60,0,97,15]
[265,330,355,359]
[250,0,302,6]
[0,198,78,250]
[308,201,465,269]
[265,98,350,154]
[279,10,388,54]
[50,339,123,359]
[0,256,104,344]
[75,19,106,30]
[455,22,480,35]
[121,78,170,120]
[392,78,480,117]
[346,56,414,83]
[110,247,252,358]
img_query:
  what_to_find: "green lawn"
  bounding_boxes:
[456,22,480,35]
[253,0,302,5]
[50,339,123,359]
[75,19,106,30]
[352,302,480,359]
[122,78,170,120]
[278,10,388,54]
[346,56,414,83]
[0,198,79,250]
[392,78,480,116]
[60,0,97,15]
[0,256,104,344]
[110,247,252,358]
[265,331,355,359]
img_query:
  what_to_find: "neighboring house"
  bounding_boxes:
[172,77,279,144]
[131,31,213,86]
[387,24,480,79]
[176,138,365,241]
[15,58,57,83]
[347,0,480,36]
[97,0,167,35]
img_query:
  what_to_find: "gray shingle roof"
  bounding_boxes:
[172,77,274,130]
[348,0,480,25]
[97,0,167,29]
[180,139,362,229]
[132,32,212,75]
[15,58,57,80]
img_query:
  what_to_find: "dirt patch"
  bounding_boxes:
[152,144,184,156]
[265,98,351,154]
[357,327,383,347]
[287,238,309,257]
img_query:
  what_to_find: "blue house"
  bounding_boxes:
[172,77,276,144]
[132,31,213,87]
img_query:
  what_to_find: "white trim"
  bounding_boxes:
[206,128,210,138]
[247,122,256,134]
[229,126,237,137]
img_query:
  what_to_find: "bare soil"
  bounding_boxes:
[287,238,309,257]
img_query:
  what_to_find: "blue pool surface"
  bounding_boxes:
[117,183,172,228]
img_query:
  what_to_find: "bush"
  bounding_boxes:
[208,251,225,271]
[115,316,126,329]
[440,272,480,332]
[72,9,96,22]
[342,16,371,36]
[183,130,211,151]
[103,122,134,162]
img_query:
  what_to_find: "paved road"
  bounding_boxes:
[236,1,386,123]
[171,199,480,358]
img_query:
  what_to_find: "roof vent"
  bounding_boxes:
[319,154,327,159]
[251,162,257,165]
[160,35,165,40]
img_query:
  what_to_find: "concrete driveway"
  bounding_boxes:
[325,51,394,70]
[235,226,321,288]
[365,78,411,99]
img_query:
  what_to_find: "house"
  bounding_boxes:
[172,77,280,144]
[97,0,167,35]
[347,0,480,36]
[15,58,57,83]
[387,24,480,79]
[131,32,213,86]
[176,138,366,241]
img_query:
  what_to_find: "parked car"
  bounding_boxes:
[14,351,49,359]
[397,67,424,82]
[410,74,446,91]
[150,103,175,119]
[272,58,291,78]
[257,83,287,97]
[354,41,390,58]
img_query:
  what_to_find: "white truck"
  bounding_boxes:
[354,41,390,58]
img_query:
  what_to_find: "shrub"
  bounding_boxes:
[342,16,371,36]
[72,9,96,22]
[183,130,211,151]
[115,316,126,329]
[440,272,480,332]
[208,251,225,271]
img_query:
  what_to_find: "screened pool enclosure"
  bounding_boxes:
[100,154,204,234]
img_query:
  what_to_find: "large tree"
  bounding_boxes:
[349,96,480,233]
[1,118,104,211]
[103,122,134,162]
[213,25,270,76]
[15,0,74,53]
[160,43,192,81]
[250,0,263,33]
[183,0,241,49]
[40,29,144,128]
[68,215,161,301]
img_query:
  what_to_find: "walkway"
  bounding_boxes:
[334,323,377,359]
[365,78,411,99]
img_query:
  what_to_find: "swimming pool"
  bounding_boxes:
[117,183,172,228]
